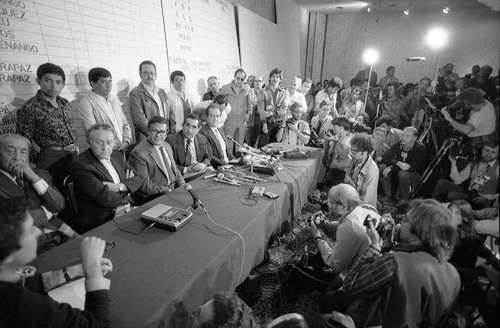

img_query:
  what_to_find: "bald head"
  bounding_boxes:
[329,184,361,211]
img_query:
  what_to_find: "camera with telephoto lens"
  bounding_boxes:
[364,214,395,239]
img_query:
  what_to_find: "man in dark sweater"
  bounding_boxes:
[0,198,112,328]
[379,126,426,204]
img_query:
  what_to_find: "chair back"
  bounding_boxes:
[63,175,78,221]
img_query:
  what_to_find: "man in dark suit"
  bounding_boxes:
[166,113,212,176]
[69,124,144,233]
[379,127,426,205]
[199,104,234,168]
[129,60,176,142]
[0,133,77,244]
[128,116,185,203]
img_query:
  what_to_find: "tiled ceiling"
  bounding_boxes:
[295,0,494,14]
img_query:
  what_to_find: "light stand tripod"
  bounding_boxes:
[410,138,457,198]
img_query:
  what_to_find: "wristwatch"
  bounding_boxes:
[118,183,127,192]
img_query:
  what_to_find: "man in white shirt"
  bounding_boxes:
[129,60,176,142]
[167,70,194,132]
[315,78,342,116]
[78,67,131,152]
[441,87,497,147]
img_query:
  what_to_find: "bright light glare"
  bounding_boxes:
[403,9,410,15]
[443,7,449,14]
[426,27,448,50]
[363,48,379,65]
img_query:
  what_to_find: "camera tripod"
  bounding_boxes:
[418,117,439,155]
[410,138,457,198]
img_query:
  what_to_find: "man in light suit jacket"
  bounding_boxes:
[128,116,185,203]
[78,67,132,151]
[166,113,212,175]
[129,61,176,142]
[199,104,234,169]
[0,133,77,243]
[69,124,144,233]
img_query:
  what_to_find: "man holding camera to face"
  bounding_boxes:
[441,88,497,147]
[343,199,460,328]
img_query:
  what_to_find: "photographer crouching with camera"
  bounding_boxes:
[440,88,497,147]
[343,199,460,328]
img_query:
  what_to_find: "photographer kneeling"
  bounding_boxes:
[307,184,380,312]
[441,87,497,147]
[343,199,460,327]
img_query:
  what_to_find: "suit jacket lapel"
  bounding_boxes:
[0,173,25,199]
[147,142,169,178]
[88,151,114,182]
[110,152,126,181]
[207,127,223,158]
[194,135,202,161]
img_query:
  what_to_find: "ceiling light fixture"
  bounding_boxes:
[403,9,410,15]
[442,6,449,14]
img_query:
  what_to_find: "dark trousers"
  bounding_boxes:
[245,114,262,148]
[258,120,278,147]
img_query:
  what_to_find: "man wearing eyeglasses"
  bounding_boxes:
[128,116,185,203]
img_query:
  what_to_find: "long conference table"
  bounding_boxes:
[34,144,325,327]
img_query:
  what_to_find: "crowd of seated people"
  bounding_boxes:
[2,59,498,327]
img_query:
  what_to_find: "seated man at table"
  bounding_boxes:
[275,102,310,146]
[379,126,426,205]
[0,133,78,247]
[199,104,234,168]
[0,198,113,327]
[70,124,145,233]
[129,116,185,203]
[186,291,258,328]
[166,113,212,177]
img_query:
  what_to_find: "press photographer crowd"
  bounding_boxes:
[298,62,499,327]
[0,58,498,328]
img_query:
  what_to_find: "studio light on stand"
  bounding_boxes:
[362,48,379,112]
[426,27,448,91]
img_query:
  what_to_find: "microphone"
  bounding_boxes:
[226,134,245,149]
[184,183,203,208]
[407,57,425,62]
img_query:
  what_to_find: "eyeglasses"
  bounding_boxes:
[256,80,264,82]
[235,77,245,81]
[150,129,167,135]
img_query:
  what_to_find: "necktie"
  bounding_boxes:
[16,176,26,193]
[185,139,192,166]
[470,162,489,191]
[160,146,175,187]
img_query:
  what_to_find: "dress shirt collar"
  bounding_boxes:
[0,169,16,182]
[141,81,158,95]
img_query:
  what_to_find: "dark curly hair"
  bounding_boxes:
[350,133,374,153]
[201,292,258,328]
